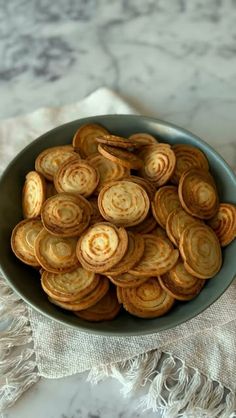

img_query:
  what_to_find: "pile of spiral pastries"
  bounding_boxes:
[11,123,236,322]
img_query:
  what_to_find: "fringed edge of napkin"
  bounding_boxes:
[88,352,236,417]
[0,276,39,412]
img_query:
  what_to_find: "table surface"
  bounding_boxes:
[1,1,236,417]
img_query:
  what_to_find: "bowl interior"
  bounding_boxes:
[0,114,235,335]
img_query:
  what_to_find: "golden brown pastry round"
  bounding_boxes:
[88,197,104,224]
[96,134,136,149]
[22,171,46,219]
[108,272,149,288]
[179,168,219,219]
[54,159,99,197]
[166,207,201,247]
[159,261,205,301]
[127,213,157,234]
[138,144,176,186]
[76,222,128,272]
[98,180,150,227]
[103,232,145,276]
[179,223,222,279]
[41,192,92,237]
[98,144,143,170]
[151,186,181,229]
[41,267,99,302]
[49,276,109,311]
[208,203,236,247]
[74,287,120,321]
[35,145,80,181]
[87,153,129,193]
[118,277,175,318]
[122,176,156,200]
[35,229,78,273]
[11,219,44,266]
[130,234,179,277]
[128,133,157,146]
[171,144,209,184]
[72,123,109,157]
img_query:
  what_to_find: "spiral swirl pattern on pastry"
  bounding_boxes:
[171,144,209,184]
[41,267,99,302]
[208,203,236,247]
[104,232,145,276]
[49,276,109,311]
[72,123,109,157]
[122,176,156,200]
[41,192,92,237]
[98,180,150,227]
[11,219,44,266]
[54,159,99,197]
[35,229,78,273]
[35,145,80,181]
[179,168,219,219]
[166,207,202,247]
[159,261,205,301]
[151,186,181,229]
[22,171,46,218]
[74,287,120,321]
[98,144,143,170]
[118,277,175,318]
[87,153,129,193]
[130,234,179,277]
[179,223,222,279]
[77,222,128,272]
[138,144,176,186]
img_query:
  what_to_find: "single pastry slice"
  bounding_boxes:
[41,267,99,302]
[54,159,99,197]
[72,123,109,157]
[98,180,150,227]
[11,219,44,266]
[87,153,129,194]
[179,223,222,279]
[129,234,179,277]
[74,287,121,321]
[171,144,209,184]
[35,145,80,181]
[103,232,145,276]
[96,134,136,149]
[35,229,78,273]
[108,272,149,288]
[22,171,46,218]
[76,222,128,273]
[178,168,219,219]
[166,207,202,247]
[41,192,92,237]
[128,133,157,146]
[151,186,181,229]
[138,144,176,186]
[208,203,236,247]
[98,144,143,170]
[118,277,175,318]
[159,261,205,301]
[49,276,109,311]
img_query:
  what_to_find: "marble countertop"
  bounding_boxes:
[1,1,236,417]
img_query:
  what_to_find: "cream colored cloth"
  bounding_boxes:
[0,88,235,417]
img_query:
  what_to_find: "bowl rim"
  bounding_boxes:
[0,114,236,336]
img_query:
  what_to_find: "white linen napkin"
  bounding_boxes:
[0,88,235,418]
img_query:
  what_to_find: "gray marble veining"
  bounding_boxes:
[0,1,236,417]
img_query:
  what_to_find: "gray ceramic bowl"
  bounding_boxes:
[0,115,235,335]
